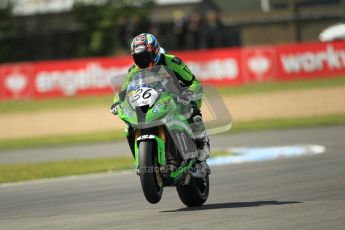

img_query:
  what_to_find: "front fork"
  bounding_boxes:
[126,126,195,182]
[127,126,166,173]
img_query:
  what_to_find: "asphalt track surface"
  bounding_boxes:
[2,125,344,164]
[1,126,345,229]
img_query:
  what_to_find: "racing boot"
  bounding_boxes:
[191,115,211,178]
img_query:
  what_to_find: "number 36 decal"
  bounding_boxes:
[128,87,159,108]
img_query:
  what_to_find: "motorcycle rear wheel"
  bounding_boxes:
[176,175,209,207]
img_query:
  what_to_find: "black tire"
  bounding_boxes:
[139,141,163,204]
[176,175,209,207]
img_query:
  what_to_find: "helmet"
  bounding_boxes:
[130,33,161,68]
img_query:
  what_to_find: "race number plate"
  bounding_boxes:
[128,87,159,108]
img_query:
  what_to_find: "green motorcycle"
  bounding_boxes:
[113,65,209,206]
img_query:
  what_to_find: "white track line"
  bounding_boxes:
[208,144,326,166]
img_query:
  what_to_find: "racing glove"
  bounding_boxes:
[110,102,120,115]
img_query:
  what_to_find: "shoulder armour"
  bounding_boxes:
[164,54,194,82]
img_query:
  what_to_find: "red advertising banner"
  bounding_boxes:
[242,46,276,83]
[276,42,345,80]
[31,56,132,98]
[175,48,243,86]
[0,64,34,99]
[1,41,345,100]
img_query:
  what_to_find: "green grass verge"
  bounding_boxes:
[0,151,231,183]
[0,131,125,151]
[1,77,344,114]
[0,156,134,183]
[0,94,112,114]
[1,113,344,152]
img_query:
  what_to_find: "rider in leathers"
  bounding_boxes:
[111,33,210,177]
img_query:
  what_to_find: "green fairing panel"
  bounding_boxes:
[169,160,194,179]
[146,94,193,137]
[145,94,175,123]
[118,100,138,125]
[165,119,194,137]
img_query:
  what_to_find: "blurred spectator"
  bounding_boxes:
[129,16,140,38]
[188,11,202,49]
[205,10,223,49]
[173,10,188,50]
[148,22,160,37]
[117,17,129,51]
[117,16,140,53]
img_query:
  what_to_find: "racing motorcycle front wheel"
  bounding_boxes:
[139,141,163,204]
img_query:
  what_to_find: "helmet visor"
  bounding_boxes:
[133,51,155,69]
